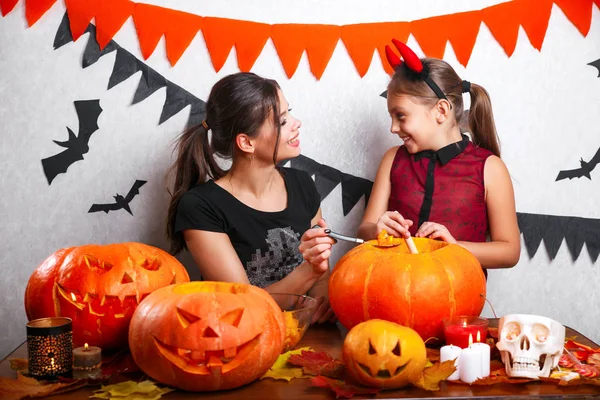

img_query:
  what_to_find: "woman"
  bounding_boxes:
[166,72,335,323]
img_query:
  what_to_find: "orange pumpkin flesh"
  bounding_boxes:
[24,243,190,349]
[128,282,286,392]
[343,319,426,389]
[329,237,485,341]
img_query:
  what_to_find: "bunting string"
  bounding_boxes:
[1,0,599,79]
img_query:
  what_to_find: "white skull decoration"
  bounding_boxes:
[496,314,565,379]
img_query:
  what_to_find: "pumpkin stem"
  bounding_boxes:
[480,294,498,319]
[423,337,438,344]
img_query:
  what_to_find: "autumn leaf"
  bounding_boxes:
[565,340,600,362]
[91,380,173,399]
[287,350,344,378]
[8,358,28,372]
[412,360,456,391]
[311,376,380,399]
[0,371,86,400]
[260,347,311,381]
[469,375,536,385]
[426,348,440,363]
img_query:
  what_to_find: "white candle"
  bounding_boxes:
[470,331,490,378]
[440,344,461,380]
[459,333,482,384]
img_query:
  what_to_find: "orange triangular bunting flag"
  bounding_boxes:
[164,10,203,65]
[482,1,521,57]
[517,0,552,51]
[304,24,340,79]
[65,0,97,41]
[412,10,482,67]
[133,3,168,59]
[342,22,409,76]
[94,0,134,50]
[202,17,271,72]
[272,24,310,78]
[554,0,594,36]
[26,0,58,26]
[0,0,19,16]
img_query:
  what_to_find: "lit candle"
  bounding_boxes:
[26,317,73,380]
[440,344,461,380]
[470,330,491,378]
[459,334,482,384]
[73,343,102,370]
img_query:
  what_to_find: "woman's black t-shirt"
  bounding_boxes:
[174,167,320,288]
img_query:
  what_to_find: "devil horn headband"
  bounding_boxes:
[384,39,448,101]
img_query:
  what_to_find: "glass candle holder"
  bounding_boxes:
[443,316,488,349]
[26,317,73,380]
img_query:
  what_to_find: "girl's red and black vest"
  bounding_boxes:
[388,135,493,242]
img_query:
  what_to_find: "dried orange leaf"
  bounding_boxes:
[287,350,344,378]
[426,348,440,363]
[0,372,85,400]
[311,375,380,399]
[412,360,456,391]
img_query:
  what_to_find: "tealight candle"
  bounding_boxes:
[440,344,461,380]
[469,330,491,378]
[73,343,102,370]
[458,334,482,384]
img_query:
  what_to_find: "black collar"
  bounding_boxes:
[413,134,470,165]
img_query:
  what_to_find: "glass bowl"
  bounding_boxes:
[269,293,317,353]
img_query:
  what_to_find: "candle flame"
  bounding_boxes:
[468,333,473,347]
[84,343,89,351]
[71,293,76,301]
[462,320,467,327]
[477,330,481,343]
[51,358,54,367]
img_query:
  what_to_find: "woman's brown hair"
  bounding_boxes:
[166,72,282,255]
[388,58,500,158]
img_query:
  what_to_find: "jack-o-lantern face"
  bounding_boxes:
[128,282,286,392]
[342,319,427,389]
[24,243,190,349]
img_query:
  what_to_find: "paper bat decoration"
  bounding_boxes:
[88,180,147,215]
[41,100,103,184]
[588,58,600,78]
[555,147,600,181]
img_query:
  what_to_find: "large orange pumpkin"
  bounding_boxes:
[24,243,190,349]
[329,237,485,341]
[343,319,427,389]
[128,281,286,392]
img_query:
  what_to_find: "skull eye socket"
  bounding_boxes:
[368,341,377,355]
[532,323,550,343]
[503,321,521,341]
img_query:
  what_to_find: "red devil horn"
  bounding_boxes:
[384,45,402,69]
[392,38,423,73]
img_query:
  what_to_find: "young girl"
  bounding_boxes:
[166,72,335,323]
[357,40,520,270]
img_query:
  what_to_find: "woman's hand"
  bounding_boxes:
[299,218,335,274]
[376,211,413,238]
[415,221,457,244]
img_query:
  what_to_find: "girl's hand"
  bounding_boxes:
[299,219,335,274]
[415,221,457,244]
[376,211,413,238]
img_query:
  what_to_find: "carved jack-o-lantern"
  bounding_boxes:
[342,319,427,389]
[128,281,286,392]
[24,243,190,349]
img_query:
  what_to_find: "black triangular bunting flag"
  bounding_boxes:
[132,64,167,104]
[159,83,193,124]
[54,13,73,50]
[108,49,141,90]
[341,173,373,216]
[82,25,118,68]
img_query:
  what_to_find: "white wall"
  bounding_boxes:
[1,1,599,359]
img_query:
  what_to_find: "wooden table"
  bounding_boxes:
[2,319,600,399]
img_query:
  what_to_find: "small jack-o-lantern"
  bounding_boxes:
[128,281,286,392]
[343,319,427,389]
[24,243,190,349]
